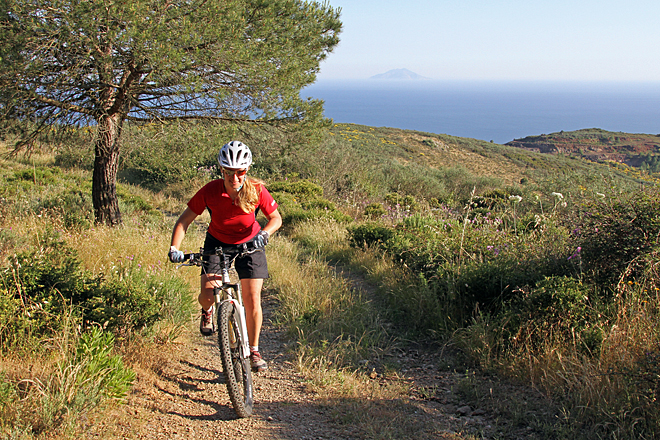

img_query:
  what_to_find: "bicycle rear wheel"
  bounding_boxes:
[218,299,254,418]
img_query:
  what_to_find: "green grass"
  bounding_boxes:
[1,120,660,438]
[0,147,198,438]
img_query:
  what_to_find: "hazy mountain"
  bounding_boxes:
[369,68,431,80]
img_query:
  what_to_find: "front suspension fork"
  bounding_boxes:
[216,287,251,360]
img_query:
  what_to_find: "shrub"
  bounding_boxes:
[0,236,98,350]
[0,326,136,437]
[38,190,94,230]
[384,192,402,207]
[301,197,336,211]
[72,327,136,400]
[576,188,660,284]
[364,203,386,219]
[268,179,324,198]
[279,205,352,226]
[270,181,353,228]
[0,232,193,347]
[117,122,232,189]
[402,195,420,212]
[366,211,576,326]
[116,186,162,221]
[347,223,394,249]
[493,276,600,352]
[54,143,94,169]
[472,188,509,211]
[8,167,62,184]
[88,263,192,337]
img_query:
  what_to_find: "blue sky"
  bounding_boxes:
[319,0,660,82]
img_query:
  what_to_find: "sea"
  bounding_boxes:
[301,80,660,144]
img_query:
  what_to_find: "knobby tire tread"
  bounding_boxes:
[218,299,253,418]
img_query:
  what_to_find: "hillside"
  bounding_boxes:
[318,124,656,197]
[506,128,660,168]
[3,121,660,439]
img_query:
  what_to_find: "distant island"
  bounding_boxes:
[369,68,431,80]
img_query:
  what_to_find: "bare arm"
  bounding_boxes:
[170,207,199,250]
[262,208,282,237]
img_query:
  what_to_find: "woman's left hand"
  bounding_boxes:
[253,230,269,248]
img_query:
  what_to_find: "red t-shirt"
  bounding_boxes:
[187,179,278,244]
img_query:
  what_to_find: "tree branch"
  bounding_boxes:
[31,92,95,117]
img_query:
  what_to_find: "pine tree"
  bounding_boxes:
[0,0,341,225]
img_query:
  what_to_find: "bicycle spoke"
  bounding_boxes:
[218,301,253,418]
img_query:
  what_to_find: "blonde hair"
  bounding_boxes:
[235,177,265,214]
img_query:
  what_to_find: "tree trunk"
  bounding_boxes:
[92,113,123,226]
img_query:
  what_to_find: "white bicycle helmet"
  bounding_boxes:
[218,141,253,169]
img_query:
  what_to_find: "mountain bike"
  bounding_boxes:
[177,245,257,418]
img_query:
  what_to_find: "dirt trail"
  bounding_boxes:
[86,292,373,439]
[85,282,558,439]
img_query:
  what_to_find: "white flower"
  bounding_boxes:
[534,214,546,226]
[551,192,564,199]
[509,195,522,203]
[596,193,605,199]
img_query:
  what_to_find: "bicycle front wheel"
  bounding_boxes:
[218,300,254,418]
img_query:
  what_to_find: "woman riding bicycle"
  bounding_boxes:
[168,141,282,372]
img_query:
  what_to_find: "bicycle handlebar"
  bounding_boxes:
[177,244,263,268]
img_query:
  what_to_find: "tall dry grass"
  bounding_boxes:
[528,285,660,437]
[267,219,393,367]
[265,218,467,438]
[0,148,201,438]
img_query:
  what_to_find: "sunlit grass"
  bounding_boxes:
[0,151,201,438]
[3,123,660,439]
[267,232,391,366]
[267,220,463,439]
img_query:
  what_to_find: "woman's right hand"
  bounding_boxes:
[168,246,185,263]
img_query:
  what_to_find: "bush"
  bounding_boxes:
[0,326,135,436]
[360,211,576,326]
[117,122,233,189]
[364,202,386,219]
[269,179,324,198]
[54,143,94,169]
[347,223,394,249]
[270,180,353,228]
[493,276,600,352]
[576,189,660,284]
[472,188,509,211]
[0,232,193,348]
[88,263,192,337]
[278,205,352,226]
[0,236,98,349]
[9,167,63,184]
[39,190,94,230]
[72,327,136,400]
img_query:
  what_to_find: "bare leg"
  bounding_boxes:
[241,278,264,348]
[199,273,221,310]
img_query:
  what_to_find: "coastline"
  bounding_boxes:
[302,80,660,144]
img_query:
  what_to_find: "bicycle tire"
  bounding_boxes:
[218,299,254,418]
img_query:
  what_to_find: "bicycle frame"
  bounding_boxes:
[216,258,251,361]
[179,246,257,361]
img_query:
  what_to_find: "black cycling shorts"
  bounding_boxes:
[201,233,269,279]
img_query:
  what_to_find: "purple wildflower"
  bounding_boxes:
[568,246,582,260]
